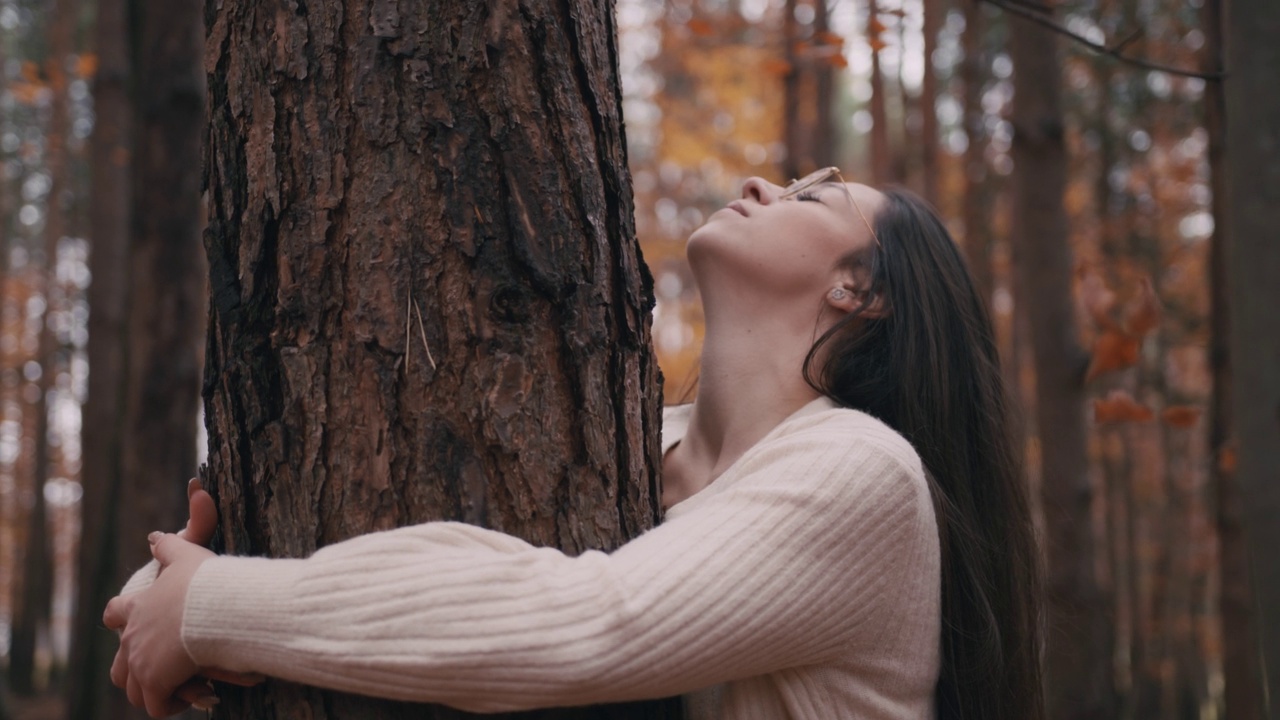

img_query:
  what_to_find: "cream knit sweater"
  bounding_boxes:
[126,398,941,718]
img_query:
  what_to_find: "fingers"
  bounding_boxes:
[178,478,218,547]
[175,678,220,710]
[103,595,130,631]
[127,671,144,711]
[110,643,129,689]
[200,667,266,686]
[149,533,177,566]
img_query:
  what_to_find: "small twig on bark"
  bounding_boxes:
[412,297,437,371]
[982,0,1225,80]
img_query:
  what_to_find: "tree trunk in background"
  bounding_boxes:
[918,0,940,206]
[116,0,208,684]
[0,31,13,719]
[1224,0,1280,711]
[1204,0,1262,716]
[65,0,146,714]
[1009,13,1113,720]
[782,0,835,181]
[8,0,77,694]
[811,0,835,171]
[782,0,802,181]
[960,0,990,302]
[201,1,671,718]
[867,0,891,184]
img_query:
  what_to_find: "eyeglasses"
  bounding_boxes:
[779,166,882,247]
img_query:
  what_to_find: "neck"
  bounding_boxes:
[665,314,823,505]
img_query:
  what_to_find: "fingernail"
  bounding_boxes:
[188,478,198,498]
[192,694,220,710]
[148,531,162,544]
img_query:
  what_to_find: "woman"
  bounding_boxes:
[106,170,1044,719]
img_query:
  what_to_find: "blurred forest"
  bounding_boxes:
[0,0,1274,718]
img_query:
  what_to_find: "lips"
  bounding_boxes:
[727,200,748,217]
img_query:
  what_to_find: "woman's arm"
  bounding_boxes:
[118,413,938,714]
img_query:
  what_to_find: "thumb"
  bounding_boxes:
[149,532,189,567]
[179,482,218,547]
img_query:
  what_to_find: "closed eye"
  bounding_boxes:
[795,190,822,202]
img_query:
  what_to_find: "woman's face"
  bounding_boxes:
[686,175,886,309]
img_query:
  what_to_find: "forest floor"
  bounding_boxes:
[2,691,63,720]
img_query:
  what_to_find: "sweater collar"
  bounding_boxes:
[660,395,838,457]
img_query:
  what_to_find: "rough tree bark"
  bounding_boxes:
[1223,0,1280,712]
[1008,12,1114,720]
[8,0,77,694]
[200,1,672,718]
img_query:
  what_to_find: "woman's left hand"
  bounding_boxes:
[104,532,215,718]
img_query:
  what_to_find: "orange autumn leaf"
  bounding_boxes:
[1217,445,1237,474]
[1094,391,1155,424]
[759,57,792,76]
[21,60,40,83]
[1162,405,1201,428]
[1086,331,1141,381]
[76,54,99,78]
[825,53,849,68]
[867,16,887,37]
[868,36,888,52]
[686,18,714,37]
[1125,276,1161,337]
[816,31,845,47]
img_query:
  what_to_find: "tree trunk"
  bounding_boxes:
[1009,11,1113,720]
[65,0,149,714]
[782,0,835,181]
[782,0,803,181]
[811,0,835,172]
[960,0,990,303]
[200,1,672,718]
[1203,2,1264,718]
[918,0,940,206]
[8,0,78,694]
[1223,0,1280,711]
[868,0,891,184]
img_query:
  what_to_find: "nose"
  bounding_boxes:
[741,177,780,205]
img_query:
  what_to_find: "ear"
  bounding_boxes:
[825,276,889,319]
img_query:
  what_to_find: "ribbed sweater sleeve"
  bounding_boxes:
[180,415,934,713]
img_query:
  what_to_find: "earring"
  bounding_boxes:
[831,288,847,300]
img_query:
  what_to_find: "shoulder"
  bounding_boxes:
[755,402,926,490]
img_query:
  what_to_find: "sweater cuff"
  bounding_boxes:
[181,555,306,673]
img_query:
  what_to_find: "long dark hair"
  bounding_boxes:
[804,188,1044,720]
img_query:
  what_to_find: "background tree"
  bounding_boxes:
[1224,0,1280,709]
[64,0,206,717]
[1201,1,1264,717]
[1009,9,1114,718]
[198,0,672,718]
[8,0,76,694]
